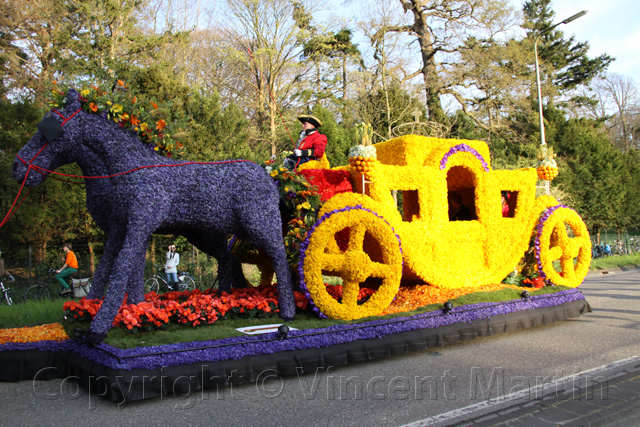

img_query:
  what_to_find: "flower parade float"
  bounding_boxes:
[1,85,592,402]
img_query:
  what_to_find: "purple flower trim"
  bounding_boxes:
[297,204,403,318]
[38,288,585,370]
[439,144,490,171]
[534,205,568,281]
[0,339,75,353]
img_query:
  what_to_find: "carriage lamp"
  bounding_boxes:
[443,301,454,314]
[278,324,290,339]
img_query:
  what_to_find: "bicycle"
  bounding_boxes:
[612,240,627,256]
[23,268,56,302]
[23,268,91,302]
[0,276,14,305]
[144,265,196,293]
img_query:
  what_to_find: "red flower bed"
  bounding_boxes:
[63,285,373,333]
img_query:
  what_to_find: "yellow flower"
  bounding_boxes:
[112,103,123,114]
[81,89,90,97]
[284,186,290,192]
[270,170,278,177]
[301,202,311,210]
[140,122,148,131]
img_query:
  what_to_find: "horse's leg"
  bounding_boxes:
[242,214,295,320]
[87,225,125,299]
[125,242,148,303]
[185,232,246,292]
[86,224,154,344]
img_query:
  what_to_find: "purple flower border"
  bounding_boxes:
[439,143,490,172]
[297,204,404,318]
[0,288,585,371]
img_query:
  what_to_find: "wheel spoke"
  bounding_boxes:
[369,262,394,280]
[347,224,367,251]
[320,253,346,273]
[548,246,563,261]
[342,279,360,307]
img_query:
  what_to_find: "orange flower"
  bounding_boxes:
[151,102,158,109]
[155,119,166,130]
[89,103,98,112]
[130,114,141,127]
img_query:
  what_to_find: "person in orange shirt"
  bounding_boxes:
[56,242,78,296]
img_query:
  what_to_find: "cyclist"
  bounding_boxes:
[0,248,15,282]
[55,242,78,296]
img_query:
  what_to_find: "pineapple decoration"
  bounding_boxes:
[536,145,559,181]
[349,122,378,174]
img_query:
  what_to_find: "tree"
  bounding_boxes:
[302,28,362,100]
[552,112,628,235]
[222,0,312,155]
[354,82,426,140]
[0,97,87,260]
[0,0,77,100]
[371,0,516,124]
[590,73,640,153]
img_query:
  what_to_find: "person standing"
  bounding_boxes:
[284,115,328,170]
[165,244,180,290]
[0,248,15,282]
[56,242,78,296]
[501,191,511,218]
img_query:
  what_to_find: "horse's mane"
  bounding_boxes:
[59,86,180,158]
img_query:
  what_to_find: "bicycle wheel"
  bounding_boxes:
[24,284,51,302]
[180,276,196,291]
[144,278,160,293]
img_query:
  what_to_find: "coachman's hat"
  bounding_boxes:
[297,114,323,128]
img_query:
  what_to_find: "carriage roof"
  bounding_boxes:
[373,135,493,170]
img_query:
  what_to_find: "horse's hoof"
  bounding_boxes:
[84,330,107,346]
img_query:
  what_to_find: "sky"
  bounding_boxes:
[538,0,640,82]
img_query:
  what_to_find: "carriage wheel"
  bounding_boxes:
[300,206,403,320]
[534,205,591,287]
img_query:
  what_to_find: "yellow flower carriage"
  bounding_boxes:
[293,135,591,320]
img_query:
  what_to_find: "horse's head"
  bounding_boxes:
[13,89,83,187]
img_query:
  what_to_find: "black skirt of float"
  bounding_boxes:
[0,297,591,402]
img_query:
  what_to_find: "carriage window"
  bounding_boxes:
[501,191,518,218]
[392,190,420,222]
[447,166,477,221]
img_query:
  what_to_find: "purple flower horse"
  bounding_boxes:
[13,89,294,344]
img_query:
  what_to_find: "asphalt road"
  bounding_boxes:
[0,268,638,426]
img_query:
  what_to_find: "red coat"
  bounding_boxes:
[297,131,327,159]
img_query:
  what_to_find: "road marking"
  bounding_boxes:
[402,355,640,427]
